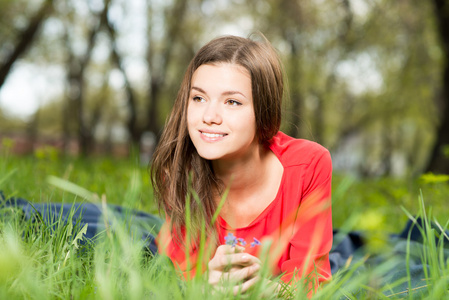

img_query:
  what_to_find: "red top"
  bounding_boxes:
[158,131,333,284]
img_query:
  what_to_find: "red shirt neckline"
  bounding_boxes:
[218,134,286,231]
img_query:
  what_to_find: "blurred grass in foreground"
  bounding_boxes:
[1,143,449,299]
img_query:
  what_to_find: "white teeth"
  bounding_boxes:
[202,132,225,138]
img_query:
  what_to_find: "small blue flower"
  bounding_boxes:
[250,237,261,248]
[237,238,247,246]
[224,232,237,247]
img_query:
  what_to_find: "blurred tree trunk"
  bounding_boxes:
[287,37,303,138]
[381,118,393,176]
[312,90,324,144]
[277,0,304,138]
[61,28,73,154]
[63,0,111,156]
[103,13,140,144]
[26,107,40,154]
[427,0,449,173]
[146,0,188,138]
[0,0,53,88]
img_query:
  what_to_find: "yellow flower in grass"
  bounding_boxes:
[357,210,384,231]
[356,210,389,253]
[1,137,15,150]
[34,145,60,161]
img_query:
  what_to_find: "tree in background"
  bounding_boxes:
[250,0,440,176]
[0,0,54,88]
[427,0,449,174]
[61,0,112,156]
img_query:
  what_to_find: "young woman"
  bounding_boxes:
[151,35,332,294]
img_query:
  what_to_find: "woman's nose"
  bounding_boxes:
[203,102,222,125]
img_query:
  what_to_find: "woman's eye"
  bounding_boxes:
[227,99,242,106]
[192,96,205,102]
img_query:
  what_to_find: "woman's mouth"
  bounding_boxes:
[201,131,227,138]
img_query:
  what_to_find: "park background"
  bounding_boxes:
[2,0,449,232]
[2,0,449,175]
[1,1,449,298]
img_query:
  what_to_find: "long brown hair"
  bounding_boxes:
[150,35,284,240]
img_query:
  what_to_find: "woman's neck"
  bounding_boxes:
[212,143,268,195]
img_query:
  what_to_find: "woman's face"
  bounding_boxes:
[187,63,258,162]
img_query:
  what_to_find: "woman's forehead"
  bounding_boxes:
[191,64,252,93]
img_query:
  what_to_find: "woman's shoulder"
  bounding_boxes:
[270,131,331,167]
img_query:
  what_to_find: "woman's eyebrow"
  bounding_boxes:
[222,90,247,99]
[191,86,206,94]
[191,86,247,99]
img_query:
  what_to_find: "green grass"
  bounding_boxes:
[1,143,449,299]
[0,145,158,214]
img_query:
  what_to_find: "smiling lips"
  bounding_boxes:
[200,130,227,141]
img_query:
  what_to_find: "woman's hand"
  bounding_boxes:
[208,245,261,294]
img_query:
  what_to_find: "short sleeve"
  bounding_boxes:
[280,149,333,285]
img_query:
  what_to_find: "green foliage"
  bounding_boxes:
[0,149,157,213]
[332,174,449,233]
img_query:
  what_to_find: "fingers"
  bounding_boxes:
[208,252,261,271]
[233,275,260,295]
[213,275,261,295]
[209,264,259,285]
[208,246,263,294]
[208,260,259,285]
[209,259,261,286]
[222,263,260,283]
